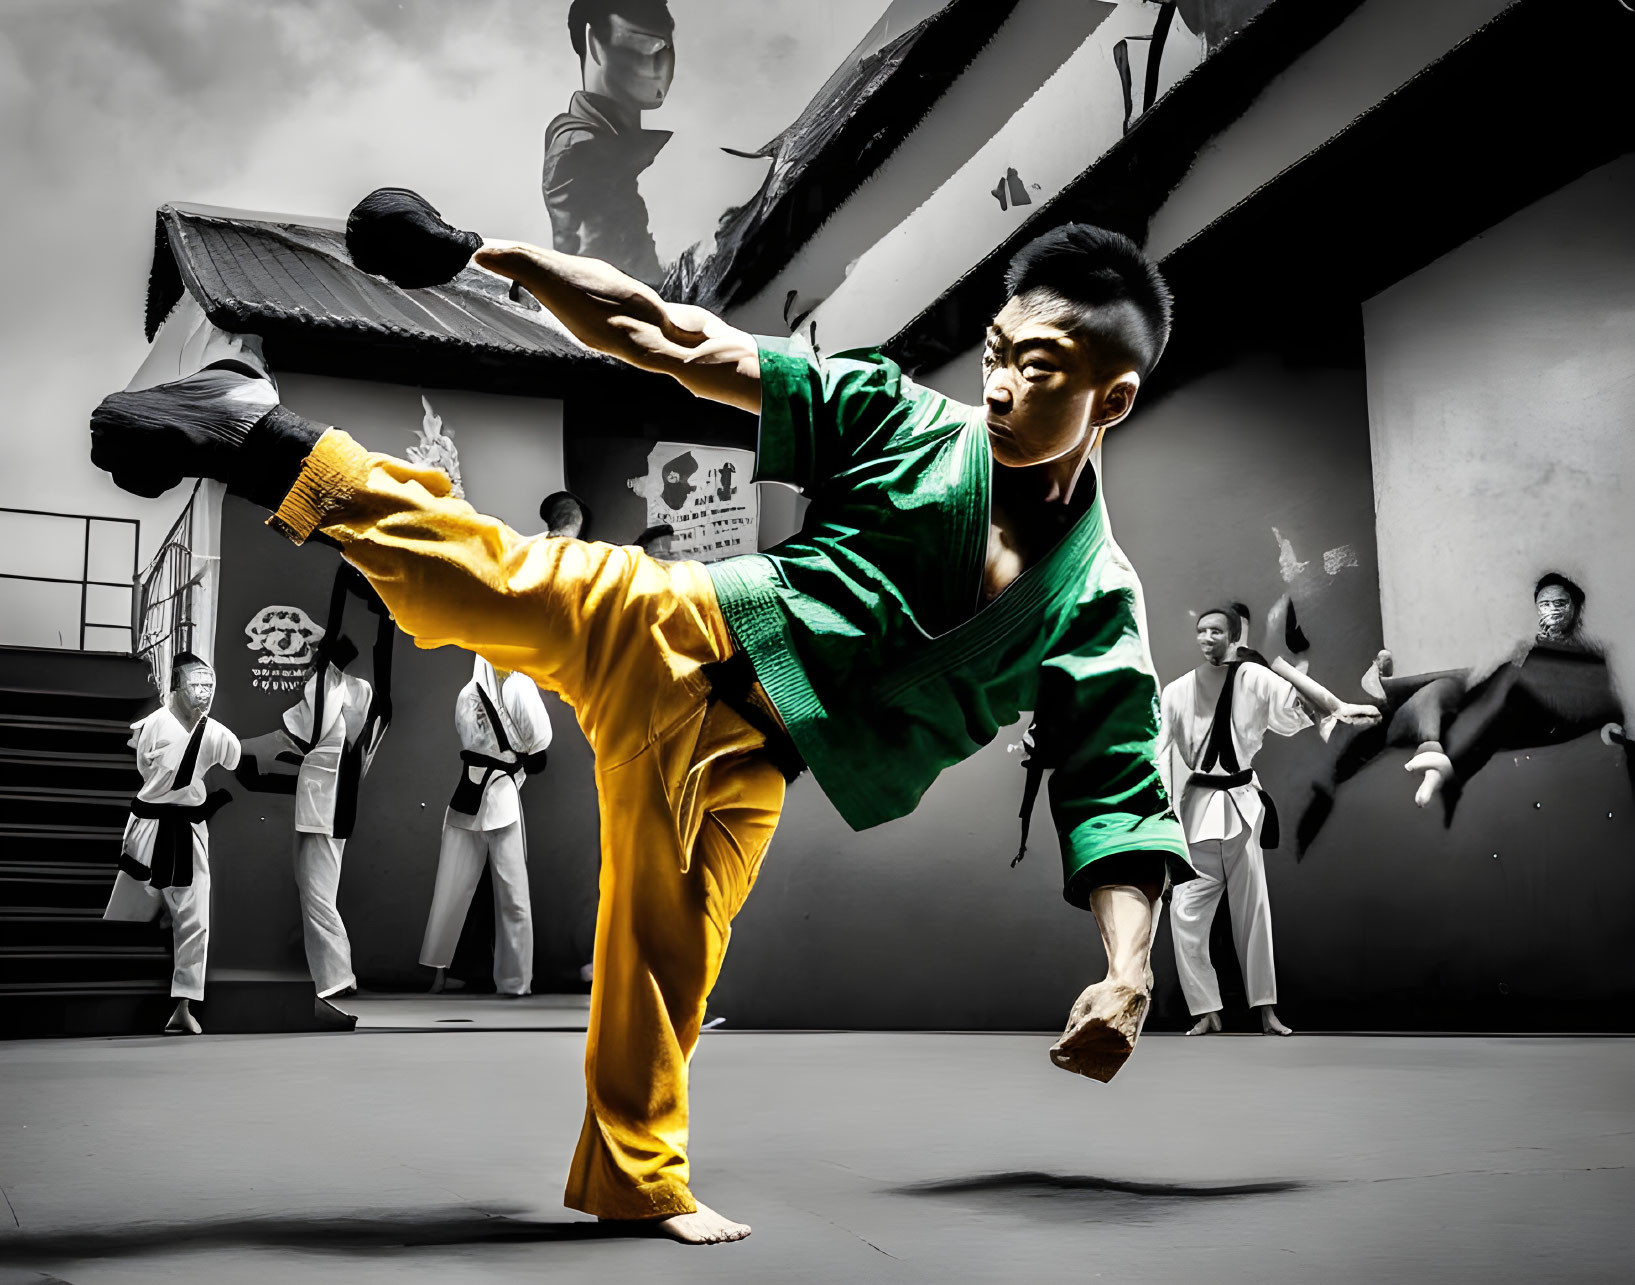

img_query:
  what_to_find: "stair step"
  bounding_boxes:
[0,950,172,986]
[0,945,170,959]
[0,796,132,830]
[0,822,126,841]
[0,785,136,804]
[0,757,143,793]
[0,690,155,725]
[0,979,170,995]
[1,915,166,948]
[1,861,117,879]
[0,712,141,757]
[0,878,115,912]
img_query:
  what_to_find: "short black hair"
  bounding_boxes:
[1534,571,1585,612]
[567,0,674,62]
[539,490,592,537]
[1002,224,1172,378]
[635,522,674,548]
[170,650,209,689]
[1197,606,1242,634]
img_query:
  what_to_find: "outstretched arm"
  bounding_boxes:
[1259,595,1379,726]
[474,241,761,415]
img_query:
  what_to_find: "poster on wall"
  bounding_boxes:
[627,442,757,563]
[243,604,325,694]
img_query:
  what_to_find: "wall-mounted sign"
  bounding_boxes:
[627,442,757,563]
[244,604,324,693]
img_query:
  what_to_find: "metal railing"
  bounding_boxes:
[0,507,139,651]
[133,482,203,688]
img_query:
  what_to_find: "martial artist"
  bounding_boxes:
[421,656,553,996]
[1300,573,1627,845]
[104,652,239,1035]
[280,609,393,1015]
[1158,607,1376,1036]
[93,194,1192,1245]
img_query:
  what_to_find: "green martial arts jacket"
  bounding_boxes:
[706,338,1189,904]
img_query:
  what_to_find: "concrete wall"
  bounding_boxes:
[1363,153,1635,694]
[807,1,1184,353]
[1145,0,1513,258]
[729,0,1120,335]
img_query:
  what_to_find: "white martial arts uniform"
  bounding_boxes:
[104,707,240,1002]
[282,663,381,998]
[1158,663,1311,1016]
[419,658,552,995]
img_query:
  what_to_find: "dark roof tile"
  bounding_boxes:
[146,203,630,398]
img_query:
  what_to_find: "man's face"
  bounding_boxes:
[593,14,675,110]
[174,663,216,718]
[1536,585,1576,637]
[1196,614,1233,666]
[980,300,1134,469]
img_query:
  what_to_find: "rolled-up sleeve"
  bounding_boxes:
[1037,576,1191,908]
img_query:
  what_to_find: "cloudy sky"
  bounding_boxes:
[0,0,884,561]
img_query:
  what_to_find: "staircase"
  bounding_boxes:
[0,645,171,1037]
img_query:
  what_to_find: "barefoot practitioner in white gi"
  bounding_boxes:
[421,656,552,996]
[104,652,239,1035]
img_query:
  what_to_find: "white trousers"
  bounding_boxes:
[104,853,210,1003]
[1170,827,1277,1015]
[293,833,356,998]
[418,819,533,995]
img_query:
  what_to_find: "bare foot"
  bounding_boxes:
[1404,749,1453,807]
[427,967,466,994]
[1361,649,1392,701]
[1259,1006,1294,1036]
[163,999,201,1035]
[313,995,358,1031]
[1048,979,1150,1082]
[1186,1011,1222,1036]
[604,1200,751,1245]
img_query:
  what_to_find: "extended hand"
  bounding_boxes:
[1331,702,1381,726]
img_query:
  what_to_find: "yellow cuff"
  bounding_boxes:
[266,428,370,545]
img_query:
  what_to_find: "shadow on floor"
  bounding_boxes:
[0,1205,649,1263]
[889,1171,1306,1221]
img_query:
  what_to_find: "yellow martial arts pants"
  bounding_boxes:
[273,430,787,1218]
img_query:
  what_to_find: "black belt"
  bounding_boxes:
[700,653,806,783]
[448,750,525,815]
[1185,771,1280,849]
[1188,769,1254,790]
[123,791,232,889]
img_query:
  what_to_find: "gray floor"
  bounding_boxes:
[1,1022,1631,1283]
